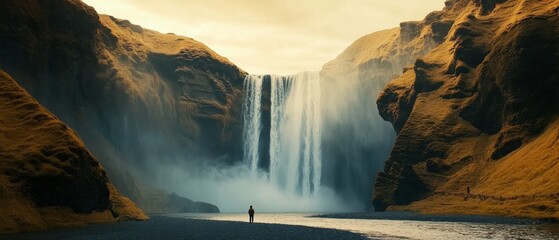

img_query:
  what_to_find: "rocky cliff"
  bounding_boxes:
[374,0,559,220]
[321,12,452,84]
[318,2,453,206]
[0,0,245,212]
[0,70,147,234]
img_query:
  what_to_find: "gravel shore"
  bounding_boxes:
[1,215,367,240]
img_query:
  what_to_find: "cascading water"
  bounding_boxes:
[168,69,394,212]
[278,72,322,196]
[242,75,263,172]
[268,75,288,185]
[243,72,322,196]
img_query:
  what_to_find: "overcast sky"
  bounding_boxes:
[83,0,445,75]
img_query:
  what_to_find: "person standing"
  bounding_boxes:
[248,205,255,223]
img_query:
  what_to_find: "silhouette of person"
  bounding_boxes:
[248,205,255,223]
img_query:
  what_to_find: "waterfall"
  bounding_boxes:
[242,75,263,172]
[280,72,322,196]
[242,72,322,196]
[269,75,288,185]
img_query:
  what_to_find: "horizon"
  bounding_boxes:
[82,0,445,75]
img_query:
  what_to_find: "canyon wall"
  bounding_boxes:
[0,69,146,233]
[373,0,559,220]
[318,3,453,206]
[0,0,244,212]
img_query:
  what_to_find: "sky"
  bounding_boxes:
[83,0,445,75]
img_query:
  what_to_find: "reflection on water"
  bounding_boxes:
[169,212,559,240]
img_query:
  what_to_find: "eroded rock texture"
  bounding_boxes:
[373,0,559,220]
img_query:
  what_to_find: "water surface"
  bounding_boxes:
[172,212,559,239]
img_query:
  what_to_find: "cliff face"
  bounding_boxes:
[321,12,452,85]
[318,3,452,205]
[0,70,146,234]
[374,0,559,219]
[0,0,245,211]
[94,15,245,160]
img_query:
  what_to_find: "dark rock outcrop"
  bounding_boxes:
[168,193,220,213]
[135,190,219,214]
[373,163,429,211]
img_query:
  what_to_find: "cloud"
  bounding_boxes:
[83,0,445,74]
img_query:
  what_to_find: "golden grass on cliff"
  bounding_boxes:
[0,70,147,234]
[393,119,559,220]
[384,0,559,220]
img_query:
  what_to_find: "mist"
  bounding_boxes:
[152,161,362,213]
[319,71,396,207]
[129,69,395,213]
[105,66,396,213]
